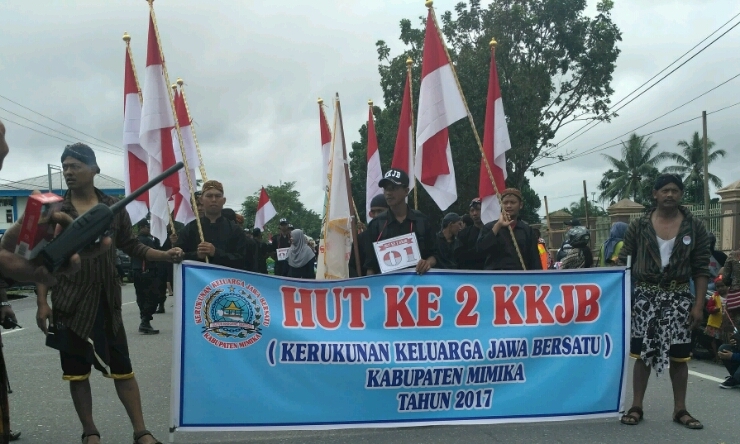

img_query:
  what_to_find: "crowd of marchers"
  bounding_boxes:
[0,123,738,442]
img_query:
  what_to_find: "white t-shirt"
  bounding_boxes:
[656,236,675,269]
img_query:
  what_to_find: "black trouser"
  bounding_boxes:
[133,270,160,321]
[275,260,289,277]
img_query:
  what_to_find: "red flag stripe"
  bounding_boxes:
[391,75,412,174]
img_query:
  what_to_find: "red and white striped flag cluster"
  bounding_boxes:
[122,6,202,242]
[384,5,511,213]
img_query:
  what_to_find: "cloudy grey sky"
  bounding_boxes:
[1,0,739,218]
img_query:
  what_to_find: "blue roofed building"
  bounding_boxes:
[0,173,124,234]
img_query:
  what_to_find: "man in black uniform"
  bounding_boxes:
[349,194,389,277]
[271,219,292,276]
[457,198,488,270]
[363,169,438,275]
[131,220,163,334]
[435,213,463,269]
[177,180,246,269]
[252,228,269,274]
[477,188,542,271]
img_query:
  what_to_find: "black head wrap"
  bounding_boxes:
[653,173,684,191]
[61,143,99,173]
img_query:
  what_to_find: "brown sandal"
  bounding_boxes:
[81,432,101,443]
[673,409,703,429]
[620,406,643,425]
[133,429,162,444]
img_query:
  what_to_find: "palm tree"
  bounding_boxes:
[663,131,726,204]
[600,134,669,204]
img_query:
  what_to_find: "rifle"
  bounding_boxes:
[39,162,184,272]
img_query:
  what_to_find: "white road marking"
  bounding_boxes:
[688,369,725,383]
[123,301,136,306]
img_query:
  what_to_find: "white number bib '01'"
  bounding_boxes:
[372,232,421,274]
[276,248,290,261]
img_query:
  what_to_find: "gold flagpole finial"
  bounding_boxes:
[176,77,184,87]
[425,0,433,8]
[406,57,413,67]
[490,38,497,49]
[171,83,177,91]
[368,99,373,106]
[123,32,131,43]
[317,98,323,105]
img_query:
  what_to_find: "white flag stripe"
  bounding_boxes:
[123,91,149,224]
[140,63,173,242]
[365,149,383,221]
[415,65,467,145]
[321,141,331,191]
[255,201,277,231]
[480,195,501,225]
[492,99,509,173]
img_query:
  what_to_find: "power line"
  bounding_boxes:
[551,12,740,151]
[0,107,123,157]
[0,114,122,158]
[0,93,122,152]
[536,100,740,169]
[536,70,740,167]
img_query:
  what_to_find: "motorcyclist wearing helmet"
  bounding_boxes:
[558,226,593,269]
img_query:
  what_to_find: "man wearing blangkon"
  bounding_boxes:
[618,173,709,430]
[35,143,183,444]
[177,180,246,270]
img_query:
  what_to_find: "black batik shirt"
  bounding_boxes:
[618,206,710,284]
[177,216,247,270]
[477,219,542,271]
[362,206,438,274]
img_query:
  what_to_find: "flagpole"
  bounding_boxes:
[147,0,207,258]
[124,31,176,234]
[176,78,208,182]
[426,0,526,270]
[336,93,363,277]
[407,57,419,210]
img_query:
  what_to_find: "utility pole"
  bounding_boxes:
[583,180,592,249]
[702,111,710,218]
[47,164,62,194]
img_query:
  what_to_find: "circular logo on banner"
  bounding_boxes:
[682,235,691,245]
[194,279,270,350]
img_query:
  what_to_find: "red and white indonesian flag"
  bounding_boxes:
[365,104,383,221]
[139,13,175,242]
[123,43,149,225]
[319,102,332,192]
[479,47,511,224]
[254,187,276,230]
[391,74,414,191]
[316,99,352,280]
[414,10,467,211]
[171,89,198,224]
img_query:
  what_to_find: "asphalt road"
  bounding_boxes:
[2,286,737,444]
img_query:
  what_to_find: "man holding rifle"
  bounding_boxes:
[35,143,182,444]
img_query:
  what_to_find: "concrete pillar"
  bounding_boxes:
[547,210,574,248]
[607,199,645,225]
[717,180,740,251]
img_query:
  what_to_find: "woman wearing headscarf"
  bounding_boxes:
[287,229,316,279]
[598,221,628,267]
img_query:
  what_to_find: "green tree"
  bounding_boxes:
[598,134,668,205]
[663,131,726,204]
[350,0,620,225]
[240,182,322,239]
[560,197,608,219]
